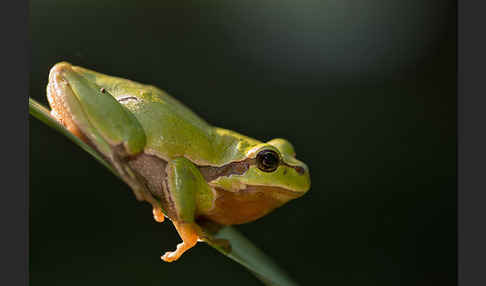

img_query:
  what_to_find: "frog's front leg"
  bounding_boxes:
[162,157,215,262]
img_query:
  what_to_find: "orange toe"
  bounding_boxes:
[153,208,165,223]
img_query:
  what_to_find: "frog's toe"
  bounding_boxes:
[161,245,182,262]
[161,241,196,263]
[161,251,175,262]
[152,207,165,223]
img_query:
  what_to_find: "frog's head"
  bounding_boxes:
[204,137,310,225]
[247,138,310,196]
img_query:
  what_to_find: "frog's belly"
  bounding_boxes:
[202,186,299,226]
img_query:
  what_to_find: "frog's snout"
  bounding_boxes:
[291,162,311,195]
[301,169,311,193]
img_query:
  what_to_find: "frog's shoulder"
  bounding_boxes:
[203,128,262,165]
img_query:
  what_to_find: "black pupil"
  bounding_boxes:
[258,150,279,172]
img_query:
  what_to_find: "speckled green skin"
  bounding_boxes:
[47,62,310,228]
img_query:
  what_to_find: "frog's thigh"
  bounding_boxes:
[48,62,146,156]
[162,157,206,262]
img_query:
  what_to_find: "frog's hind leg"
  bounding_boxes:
[47,62,147,159]
[47,62,153,202]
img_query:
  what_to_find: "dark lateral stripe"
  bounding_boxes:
[199,157,305,182]
[199,158,254,182]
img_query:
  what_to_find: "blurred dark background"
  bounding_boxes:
[29,1,457,285]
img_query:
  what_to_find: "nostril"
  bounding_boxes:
[295,166,305,175]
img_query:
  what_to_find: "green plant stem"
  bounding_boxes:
[29,97,299,286]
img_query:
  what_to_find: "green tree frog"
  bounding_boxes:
[46,62,311,262]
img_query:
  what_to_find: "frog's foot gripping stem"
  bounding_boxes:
[196,219,232,253]
[162,221,200,262]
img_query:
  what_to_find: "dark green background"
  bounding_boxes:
[29,1,456,285]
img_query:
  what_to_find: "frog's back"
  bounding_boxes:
[124,88,216,159]
[75,66,261,165]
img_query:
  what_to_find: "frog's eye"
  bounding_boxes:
[256,150,280,172]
